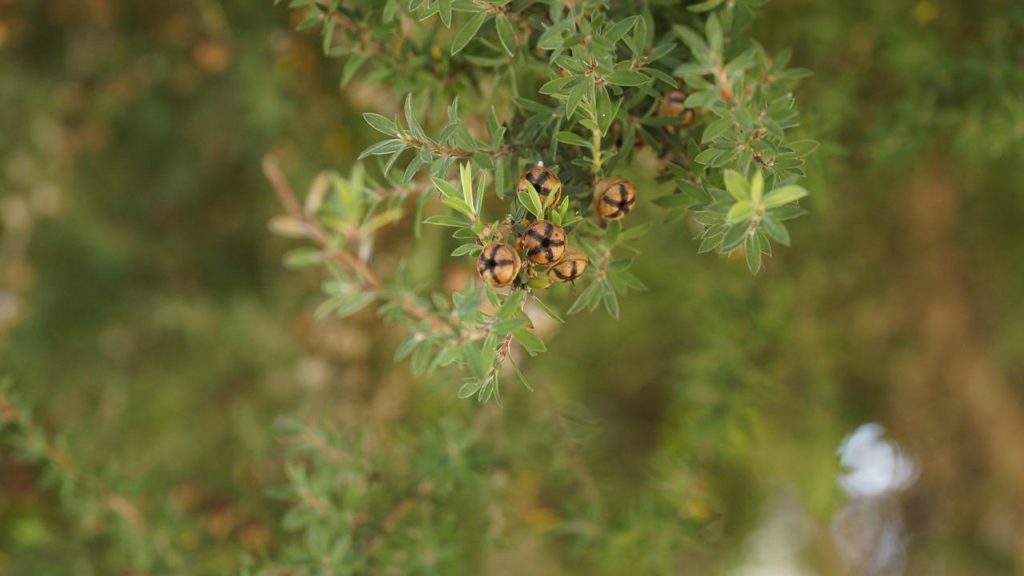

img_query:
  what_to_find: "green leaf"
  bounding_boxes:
[363,208,404,234]
[726,201,755,223]
[442,197,473,217]
[495,15,516,56]
[723,169,749,201]
[688,0,723,12]
[745,234,762,274]
[719,224,748,253]
[512,327,546,356]
[438,0,452,27]
[423,215,467,227]
[411,343,432,374]
[498,290,524,320]
[358,139,405,160]
[283,247,322,269]
[451,11,489,54]
[404,94,426,140]
[758,231,773,256]
[673,25,709,61]
[711,149,737,167]
[770,205,807,221]
[674,62,714,76]
[459,162,474,209]
[554,131,591,147]
[634,14,650,49]
[537,18,571,50]
[507,356,533,391]
[457,380,481,399]
[698,227,724,253]
[645,67,678,87]
[595,85,620,134]
[706,13,723,57]
[451,243,481,257]
[341,53,371,86]
[702,116,734,144]
[465,340,490,378]
[619,222,652,241]
[604,16,638,44]
[751,169,765,204]
[539,75,580,95]
[604,70,650,86]
[474,168,485,214]
[786,139,820,157]
[493,317,530,336]
[763,185,808,208]
[565,81,587,119]
[693,147,721,165]
[614,270,647,292]
[531,295,564,324]
[653,193,694,209]
[432,176,459,198]
[383,148,403,176]
[394,335,423,361]
[605,219,621,246]
[567,281,603,315]
[495,159,507,199]
[333,292,376,318]
[761,214,791,246]
[518,182,544,219]
[602,283,620,319]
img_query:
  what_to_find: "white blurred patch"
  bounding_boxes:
[832,424,916,576]
[838,423,917,498]
[731,496,814,576]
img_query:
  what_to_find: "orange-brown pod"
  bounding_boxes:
[594,178,637,221]
[519,220,567,265]
[517,165,562,209]
[477,243,522,287]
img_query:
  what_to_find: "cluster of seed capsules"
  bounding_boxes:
[476,166,638,289]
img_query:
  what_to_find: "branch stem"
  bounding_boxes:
[263,156,451,332]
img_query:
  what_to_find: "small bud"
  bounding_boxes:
[527,276,552,290]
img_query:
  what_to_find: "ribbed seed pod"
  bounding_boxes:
[547,250,588,283]
[477,243,522,287]
[516,166,562,209]
[594,178,637,221]
[519,220,567,265]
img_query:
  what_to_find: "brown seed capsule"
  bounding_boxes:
[519,220,567,265]
[517,166,562,209]
[659,90,698,132]
[594,178,637,221]
[477,243,522,287]
[548,250,588,283]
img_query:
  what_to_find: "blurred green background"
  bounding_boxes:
[1,0,1023,574]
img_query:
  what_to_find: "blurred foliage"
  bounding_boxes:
[1,0,1023,575]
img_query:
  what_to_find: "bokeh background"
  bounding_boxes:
[2,0,1023,574]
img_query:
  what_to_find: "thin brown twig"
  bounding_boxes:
[262,155,452,332]
[401,135,475,160]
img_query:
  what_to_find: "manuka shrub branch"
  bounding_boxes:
[272,0,816,401]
